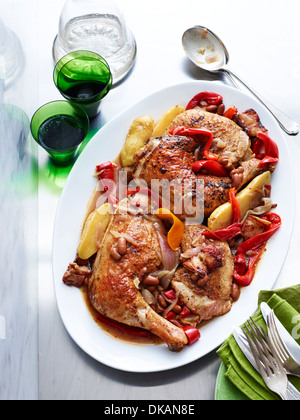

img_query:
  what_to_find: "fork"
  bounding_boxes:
[267,311,300,378]
[242,317,289,400]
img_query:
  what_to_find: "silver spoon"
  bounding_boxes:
[182,26,299,136]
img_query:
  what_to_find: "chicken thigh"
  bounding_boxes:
[133,109,271,219]
[168,109,274,186]
[167,109,251,165]
[172,225,234,324]
[133,134,232,220]
[88,194,188,351]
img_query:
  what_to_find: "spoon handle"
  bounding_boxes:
[222,67,300,136]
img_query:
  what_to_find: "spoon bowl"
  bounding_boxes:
[182,25,300,135]
[183,26,229,72]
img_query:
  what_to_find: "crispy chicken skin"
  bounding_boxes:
[167,109,251,165]
[133,109,272,218]
[133,135,232,219]
[172,225,234,324]
[168,109,276,184]
[88,196,188,351]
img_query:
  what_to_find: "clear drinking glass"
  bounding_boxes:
[52,0,137,85]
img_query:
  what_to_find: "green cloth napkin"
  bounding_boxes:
[217,284,300,400]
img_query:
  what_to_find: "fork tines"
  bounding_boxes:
[242,317,274,373]
[242,316,289,400]
[268,311,290,364]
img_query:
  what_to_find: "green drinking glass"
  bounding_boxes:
[30,100,89,166]
[53,51,113,118]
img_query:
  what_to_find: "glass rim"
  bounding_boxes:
[53,50,113,102]
[30,100,90,152]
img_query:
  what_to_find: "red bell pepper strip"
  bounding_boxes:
[192,160,229,177]
[163,291,190,317]
[233,246,265,287]
[230,188,241,224]
[163,289,184,306]
[126,187,161,208]
[127,188,140,196]
[223,107,238,120]
[186,91,223,111]
[259,156,279,165]
[169,126,218,161]
[183,325,201,346]
[165,311,200,344]
[258,132,279,160]
[202,223,242,241]
[96,161,118,182]
[233,212,281,287]
[96,161,118,205]
[165,316,201,345]
[97,313,152,338]
[96,161,118,172]
[202,189,242,241]
[234,253,247,276]
[252,137,264,159]
[261,212,281,225]
[180,306,191,317]
[236,213,281,256]
[162,292,200,345]
[166,311,176,321]
[163,289,177,301]
[253,132,279,167]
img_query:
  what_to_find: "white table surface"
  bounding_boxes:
[1,0,300,401]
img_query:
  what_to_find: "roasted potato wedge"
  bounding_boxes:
[208,171,272,231]
[120,115,154,167]
[77,203,112,260]
[153,105,185,137]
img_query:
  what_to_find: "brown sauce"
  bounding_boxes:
[81,286,163,347]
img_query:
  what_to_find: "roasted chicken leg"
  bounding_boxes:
[88,195,188,351]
